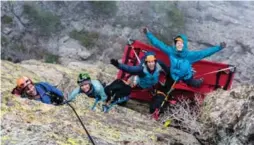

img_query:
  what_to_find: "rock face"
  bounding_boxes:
[1,60,254,145]
[2,1,254,85]
[1,60,200,145]
[200,85,254,145]
[176,1,254,86]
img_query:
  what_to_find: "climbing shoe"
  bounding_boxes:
[102,105,109,113]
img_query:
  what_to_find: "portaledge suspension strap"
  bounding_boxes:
[127,38,141,64]
[194,66,235,78]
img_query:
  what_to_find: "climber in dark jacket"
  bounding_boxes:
[143,27,227,88]
[110,51,169,89]
[12,76,64,105]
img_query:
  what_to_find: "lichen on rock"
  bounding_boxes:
[1,60,200,145]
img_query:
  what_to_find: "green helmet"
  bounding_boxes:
[77,72,91,85]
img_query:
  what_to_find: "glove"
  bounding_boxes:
[220,42,226,49]
[142,27,149,34]
[110,59,119,67]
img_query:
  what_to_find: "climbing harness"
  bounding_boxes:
[152,81,177,120]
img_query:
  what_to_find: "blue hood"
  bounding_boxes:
[173,34,189,57]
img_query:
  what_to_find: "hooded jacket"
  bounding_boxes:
[146,32,223,81]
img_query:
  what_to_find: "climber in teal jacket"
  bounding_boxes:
[143,27,227,87]
[110,51,169,89]
[68,73,107,110]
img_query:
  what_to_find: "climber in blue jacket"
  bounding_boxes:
[143,27,227,88]
[13,76,64,105]
[110,51,170,89]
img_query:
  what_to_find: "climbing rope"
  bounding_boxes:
[65,101,96,145]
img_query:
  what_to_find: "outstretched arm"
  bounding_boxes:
[67,87,81,101]
[91,80,108,110]
[110,59,144,75]
[118,63,143,74]
[145,31,174,56]
[187,44,224,64]
[97,83,107,102]
[91,92,107,110]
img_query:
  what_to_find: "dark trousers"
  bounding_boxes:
[104,79,131,104]
[149,74,175,114]
[183,77,203,88]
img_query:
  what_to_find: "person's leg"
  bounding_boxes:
[103,83,114,112]
[104,79,126,104]
[104,80,116,97]
[103,95,130,113]
[156,74,175,97]
[164,74,175,91]
[150,93,166,114]
[150,74,175,114]
[104,85,112,104]
[183,78,203,88]
[103,79,131,112]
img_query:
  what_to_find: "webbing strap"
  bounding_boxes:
[120,46,132,79]
[223,65,236,90]
[214,65,236,90]
[195,66,235,78]
[223,70,233,90]
[214,70,223,90]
